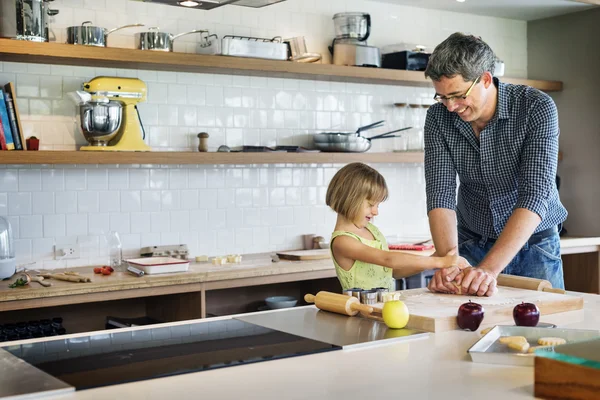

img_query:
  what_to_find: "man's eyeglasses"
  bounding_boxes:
[433,76,480,104]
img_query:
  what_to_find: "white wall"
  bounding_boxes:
[0,0,527,269]
[528,8,600,236]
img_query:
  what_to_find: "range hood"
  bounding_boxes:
[139,0,286,10]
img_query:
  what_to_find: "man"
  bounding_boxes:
[423,33,567,297]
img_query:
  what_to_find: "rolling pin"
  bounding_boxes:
[304,291,373,316]
[497,274,566,294]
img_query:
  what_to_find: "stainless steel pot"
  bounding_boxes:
[313,126,412,153]
[0,0,59,42]
[79,101,123,146]
[136,27,207,52]
[67,21,144,47]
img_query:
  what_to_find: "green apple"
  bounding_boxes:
[382,300,410,329]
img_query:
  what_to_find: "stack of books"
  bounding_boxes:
[0,82,26,151]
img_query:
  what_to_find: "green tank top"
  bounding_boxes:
[330,223,394,291]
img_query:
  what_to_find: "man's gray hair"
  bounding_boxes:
[425,32,497,82]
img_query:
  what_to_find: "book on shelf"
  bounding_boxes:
[3,83,26,150]
[0,90,15,150]
[0,116,7,150]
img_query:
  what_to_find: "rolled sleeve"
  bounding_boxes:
[424,108,457,213]
[515,96,559,220]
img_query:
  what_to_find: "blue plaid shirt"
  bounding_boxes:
[424,78,567,239]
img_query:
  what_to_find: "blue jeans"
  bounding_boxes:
[457,226,565,290]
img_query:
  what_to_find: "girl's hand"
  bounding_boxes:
[440,248,470,269]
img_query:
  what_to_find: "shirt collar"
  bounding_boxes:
[495,77,510,120]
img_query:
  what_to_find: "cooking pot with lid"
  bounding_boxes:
[137,27,208,52]
[66,21,144,47]
[0,0,59,42]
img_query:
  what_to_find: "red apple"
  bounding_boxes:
[457,301,485,331]
[513,302,540,327]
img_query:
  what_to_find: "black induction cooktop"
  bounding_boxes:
[11,319,341,390]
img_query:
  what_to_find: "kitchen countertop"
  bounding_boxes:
[2,236,598,305]
[6,290,598,400]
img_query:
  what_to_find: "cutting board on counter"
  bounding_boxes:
[361,287,584,333]
[276,249,330,261]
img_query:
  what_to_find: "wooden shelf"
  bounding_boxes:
[0,39,563,91]
[0,150,424,165]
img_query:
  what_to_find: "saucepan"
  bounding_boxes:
[313,126,412,153]
[66,21,144,47]
[137,27,208,52]
[318,120,386,138]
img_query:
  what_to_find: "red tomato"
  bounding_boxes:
[93,267,102,274]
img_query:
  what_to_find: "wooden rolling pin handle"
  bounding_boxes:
[350,303,373,314]
[304,294,316,304]
[543,287,566,294]
[497,274,553,291]
[30,276,52,287]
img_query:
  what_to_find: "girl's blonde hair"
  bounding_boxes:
[326,163,388,221]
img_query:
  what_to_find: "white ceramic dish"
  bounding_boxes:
[126,257,190,275]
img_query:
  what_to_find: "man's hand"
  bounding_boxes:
[428,249,471,294]
[457,267,498,297]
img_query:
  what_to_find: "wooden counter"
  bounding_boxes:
[0,237,598,334]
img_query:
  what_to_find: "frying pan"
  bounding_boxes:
[313,126,412,153]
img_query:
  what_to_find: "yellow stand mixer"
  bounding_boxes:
[76,77,151,152]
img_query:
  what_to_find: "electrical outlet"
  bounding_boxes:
[55,244,80,260]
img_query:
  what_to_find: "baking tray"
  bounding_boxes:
[126,257,190,274]
[221,36,288,60]
[468,325,600,366]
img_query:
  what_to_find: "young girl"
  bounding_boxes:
[326,162,468,291]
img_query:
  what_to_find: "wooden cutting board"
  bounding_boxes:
[361,286,584,332]
[276,249,330,261]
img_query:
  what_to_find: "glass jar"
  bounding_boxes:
[107,231,123,272]
[0,217,16,279]
[392,103,409,152]
[407,104,423,151]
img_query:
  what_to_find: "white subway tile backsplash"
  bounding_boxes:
[150,212,170,233]
[260,207,278,227]
[160,232,180,246]
[66,214,88,236]
[109,213,131,234]
[161,190,181,211]
[198,188,218,209]
[180,189,199,210]
[18,169,41,192]
[88,213,110,235]
[0,193,7,216]
[129,212,151,235]
[8,193,32,215]
[120,191,142,213]
[77,192,99,213]
[170,210,190,232]
[207,209,227,230]
[226,208,243,229]
[4,0,526,265]
[189,209,208,231]
[98,191,120,213]
[40,214,64,238]
[55,192,78,214]
[108,169,129,190]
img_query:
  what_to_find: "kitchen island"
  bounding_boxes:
[1,290,598,400]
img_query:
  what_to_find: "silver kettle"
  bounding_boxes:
[0,0,59,42]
